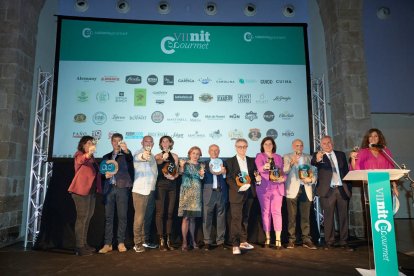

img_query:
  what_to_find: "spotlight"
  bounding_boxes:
[377,7,390,20]
[244,3,256,17]
[282,4,295,17]
[116,0,130,13]
[74,0,88,12]
[204,2,217,16]
[158,1,171,14]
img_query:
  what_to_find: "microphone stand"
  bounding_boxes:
[380,148,414,208]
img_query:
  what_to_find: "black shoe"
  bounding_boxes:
[303,241,317,250]
[286,241,295,249]
[84,244,96,252]
[204,244,212,251]
[75,247,93,256]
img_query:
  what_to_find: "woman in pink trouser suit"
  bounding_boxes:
[255,137,286,249]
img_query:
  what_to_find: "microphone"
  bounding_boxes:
[369,143,384,149]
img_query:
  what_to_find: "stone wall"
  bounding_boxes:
[0,0,45,247]
[317,0,372,237]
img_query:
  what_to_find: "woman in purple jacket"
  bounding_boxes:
[255,137,286,249]
[68,136,102,256]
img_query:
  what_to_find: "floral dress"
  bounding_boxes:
[178,162,202,217]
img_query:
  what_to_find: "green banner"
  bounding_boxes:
[367,172,399,276]
[59,19,306,64]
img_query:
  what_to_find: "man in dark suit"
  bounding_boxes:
[202,144,228,251]
[311,135,354,251]
[226,138,259,255]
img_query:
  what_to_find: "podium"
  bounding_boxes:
[343,169,409,276]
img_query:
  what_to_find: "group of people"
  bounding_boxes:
[68,128,397,256]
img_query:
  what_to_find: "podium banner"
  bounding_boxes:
[367,172,398,276]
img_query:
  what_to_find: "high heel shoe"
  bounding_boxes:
[275,240,282,250]
[181,245,188,252]
[167,234,175,251]
[264,239,270,248]
[159,236,167,252]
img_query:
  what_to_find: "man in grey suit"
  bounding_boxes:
[283,139,317,250]
[202,144,228,251]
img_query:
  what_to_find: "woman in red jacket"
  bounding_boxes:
[68,136,102,256]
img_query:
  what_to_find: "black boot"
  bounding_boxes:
[159,236,167,251]
[167,234,175,251]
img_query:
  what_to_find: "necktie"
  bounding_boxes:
[328,153,339,185]
[213,175,218,189]
[111,152,117,185]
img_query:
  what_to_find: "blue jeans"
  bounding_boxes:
[104,186,129,245]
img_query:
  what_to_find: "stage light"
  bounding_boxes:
[116,0,130,13]
[244,3,256,17]
[377,7,391,20]
[158,1,171,14]
[204,2,217,16]
[74,0,88,12]
[282,4,295,17]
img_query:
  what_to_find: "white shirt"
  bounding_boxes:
[327,152,342,186]
[132,148,158,195]
[236,154,248,174]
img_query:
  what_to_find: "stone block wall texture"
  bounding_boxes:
[317,0,372,238]
[0,0,45,247]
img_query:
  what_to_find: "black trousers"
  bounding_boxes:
[155,185,176,236]
[229,198,253,246]
[320,187,349,246]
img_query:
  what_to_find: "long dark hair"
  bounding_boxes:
[77,136,94,152]
[361,128,387,149]
[260,136,276,153]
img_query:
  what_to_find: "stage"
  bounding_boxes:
[1,239,413,275]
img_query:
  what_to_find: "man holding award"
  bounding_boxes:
[99,133,134,254]
[131,135,158,253]
[202,144,228,251]
[283,139,317,250]
[226,138,260,255]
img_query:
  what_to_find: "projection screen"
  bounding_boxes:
[50,17,312,158]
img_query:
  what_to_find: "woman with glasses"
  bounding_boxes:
[226,138,260,255]
[255,136,286,249]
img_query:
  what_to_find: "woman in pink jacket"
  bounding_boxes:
[255,137,286,249]
[68,136,102,256]
[350,128,397,195]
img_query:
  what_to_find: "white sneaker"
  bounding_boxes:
[233,246,241,255]
[143,242,158,249]
[239,242,254,250]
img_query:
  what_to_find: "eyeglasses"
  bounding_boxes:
[236,145,248,149]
